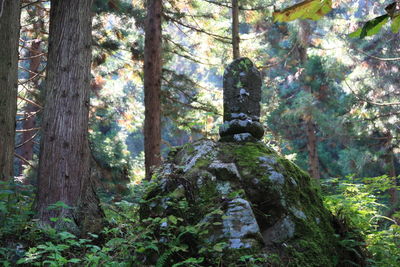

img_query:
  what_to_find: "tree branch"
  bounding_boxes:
[350,44,400,61]
[16,127,41,133]
[15,130,39,149]
[16,109,42,121]
[200,0,272,11]
[344,80,400,106]
[20,52,46,60]
[14,153,36,168]
[21,0,46,9]
[17,95,43,108]
[257,40,299,70]
[164,14,231,44]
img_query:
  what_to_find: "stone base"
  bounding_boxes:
[139,140,367,266]
[220,133,259,142]
[219,119,264,141]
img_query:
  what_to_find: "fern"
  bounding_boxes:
[156,247,175,267]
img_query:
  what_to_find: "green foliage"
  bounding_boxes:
[273,0,332,22]
[323,175,400,267]
[267,55,352,177]
[350,2,400,38]
[0,180,34,238]
[1,181,230,266]
[0,180,35,266]
[349,14,389,38]
[1,174,399,266]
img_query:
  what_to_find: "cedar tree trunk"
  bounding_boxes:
[232,0,240,59]
[18,6,45,177]
[385,133,398,206]
[36,0,103,233]
[298,20,321,180]
[0,0,20,180]
[305,119,320,180]
[18,40,41,177]
[144,0,162,180]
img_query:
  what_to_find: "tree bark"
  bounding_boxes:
[0,0,21,181]
[306,119,320,180]
[232,0,240,59]
[36,0,103,233]
[384,133,398,206]
[18,6,45,177]
[298,20,321,180]
[144,0,162,180]
[18,40,41,177]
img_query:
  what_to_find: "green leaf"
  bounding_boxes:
[0,202,7,213]
[168,215,178,224]
[47,201,73,210]
[273,0,332,22]
[0,189,14,196]
[172,257,204,267]
[106,237,126,247]
[349,28,362,38]
[350,14,389,38]
[58,231,76,240]
[16,258,29,264]
[146,243,159,252]
[212,242,226,252]
[391,15,400,33]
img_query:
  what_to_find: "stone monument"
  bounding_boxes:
[137,58,366,266]
[219,57,264,142]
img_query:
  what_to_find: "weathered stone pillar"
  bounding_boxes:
[219,57,264,142]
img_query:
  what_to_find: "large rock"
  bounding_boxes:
[139,140,365,266]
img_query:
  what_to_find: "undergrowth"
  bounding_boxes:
[0,175,399,266]
[322,175,400,267]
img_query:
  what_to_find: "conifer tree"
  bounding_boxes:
[0,0,21,180]
[36,0,103,232]
[143,0,162,180]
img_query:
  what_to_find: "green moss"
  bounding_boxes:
[194,158,211,169]
[223,247,268,266]
[285,242,337,267]
[198,180,218,203]
[221,142,274,170]
[182,143,195,154]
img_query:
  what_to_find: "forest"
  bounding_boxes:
[0,0,399,266]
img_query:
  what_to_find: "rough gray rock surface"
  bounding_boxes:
[140,140,365,266]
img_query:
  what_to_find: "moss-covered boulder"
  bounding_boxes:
[139,140,365,266]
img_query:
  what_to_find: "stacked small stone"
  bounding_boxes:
[219,57,264,142]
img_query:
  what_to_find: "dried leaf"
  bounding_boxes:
[273,0,332,22]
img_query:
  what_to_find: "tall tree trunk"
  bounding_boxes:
[298,20,321,180]
[18,40,41,177]
[232,0,240,59]
[18,6,45,177]
[36,0,103,233]
[384,133,398,207]
[306,119,320,180]
[0,0,21,181]
[144,0,162,180]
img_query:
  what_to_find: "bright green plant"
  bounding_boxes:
[323,175,400,267]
